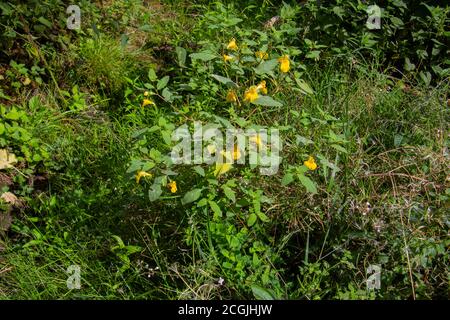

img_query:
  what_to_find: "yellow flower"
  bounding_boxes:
[144,91,149,97]
[244,86,259,103]
[135,171,152,184]
[255,51,268,60]
[304,156,317,171]
[214,162,232,177]
[278,55,290,73]
[256,80,268,94]
[223,54,234,62]
[249,134,263,147]
[207,144,217,155]
[226,90,238,103]
[142,99,155,107]
[220,145,241,162]
[232,145,241,160]
[227,38,238,51]
[168,181,177,193]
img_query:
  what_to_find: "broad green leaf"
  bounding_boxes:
[38,17,52,28]
[298,174,317,194]
[247,213,257,227]
[295,78,314,95]
[211,74,237,87]
[157,76,170,90]
[331,144,348,153]
[193,166,205,176]
[208,200,222,217]
[257,211,270,222]
[175,46,187,67]
[148,68,157,81]
[281,173,294,186]
[182,188,203,205]
[251,285,275,300]
[148,184,162,202]
[254,59,278,75]
[253,96,283,107]
[189,51,216,61]
[223,186,236,202]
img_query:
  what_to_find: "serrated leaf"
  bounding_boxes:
[223,186,236,202]
[298,174,317,194]
[208,200,222,217]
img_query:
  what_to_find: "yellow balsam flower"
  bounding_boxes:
[220,145,241,162]
[249,134,263,147]
[304,156,317,171]
[135,171,152,184]
[168,181,177,193]
[214,162,232,177]
[144,91,149,97]
[223,54,234,62]
[207,144,217,155]
[278,55,290,73]
[244,86,259,103]
[255,51,268,60]
[227,38,238,51]
[256,80,268,94]
[226,90,238,103]
[142,99,155,107]
[232,145,241,160]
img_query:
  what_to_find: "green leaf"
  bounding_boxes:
[331,144,348,153]
[256,211,270,222]
[38,17,52,28]
[193,166,205,176]
[197,198,208,207]
[162,88,173,102]
[211,74,237,88]
[281,173,294,186]
[247,213,257,227]
[254,59,278,75]
[148,184,162,202]
[253,96,283,107]
[148,68,157,81]
[295,78,314,95]
[208,200,222,217]
[175,47,187,67]
[189,51,216,61]
[157,76,170,90]
[223,186,236,202]
[298,174,317,194]
[251,285,275,300]
[182,188,203,205]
